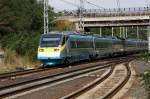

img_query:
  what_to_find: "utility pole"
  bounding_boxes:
[79,0,84,32]
[44,0,49,34]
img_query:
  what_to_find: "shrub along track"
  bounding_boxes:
[0,56,135,98]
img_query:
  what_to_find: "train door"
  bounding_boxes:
[61,35,69,56]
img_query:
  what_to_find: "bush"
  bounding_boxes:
[1,32,41,61]
[140,52,150,61]
[142,70,150,98]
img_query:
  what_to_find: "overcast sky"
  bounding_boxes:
[49,0,150,11]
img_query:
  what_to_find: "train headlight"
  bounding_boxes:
[39,49,44,52]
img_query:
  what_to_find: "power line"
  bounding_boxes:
[60,0,105,10]
[116,0,120,11]
[60,0,79,7]
[145,0,150,6]
[85,0,105,9]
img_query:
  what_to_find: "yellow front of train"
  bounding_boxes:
[37,33,66,66]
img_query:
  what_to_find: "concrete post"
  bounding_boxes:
[75,23,80,32]
[120,27,122,38]
[125,27,128,38]
[123,27,125,38]
[112,27,114,37]
[137,26,139,40]
[99,27,102,37]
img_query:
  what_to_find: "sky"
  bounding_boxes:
[49,0,150,11]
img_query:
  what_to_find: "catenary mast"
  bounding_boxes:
[44,0,49,34]
[79,0,84,32]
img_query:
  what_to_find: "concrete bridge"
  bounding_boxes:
[58,7,150,31]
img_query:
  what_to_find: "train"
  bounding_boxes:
[37,31,148,67]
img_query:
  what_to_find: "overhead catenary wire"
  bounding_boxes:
[145,0,150,7]
[116,0,121,11]
[85,0,105,9]
[60,0,79,7]
[59,0,106,10]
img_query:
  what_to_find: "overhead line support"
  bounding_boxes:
[44,0,49,34]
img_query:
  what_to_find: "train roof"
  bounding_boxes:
[44,31,121,40]
[42,31,147,42]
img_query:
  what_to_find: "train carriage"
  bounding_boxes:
[38,33,68,65]
[37,31,148,67]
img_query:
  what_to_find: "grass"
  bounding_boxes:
[0,49,40,74]
[140,52,150,98]
[142,70,150,98]
[0,32,41,73]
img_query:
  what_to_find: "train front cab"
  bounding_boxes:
[37,33,68,66]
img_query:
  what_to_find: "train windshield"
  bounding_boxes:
[40,34,62,47]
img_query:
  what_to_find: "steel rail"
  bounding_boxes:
[62,61,132,99]
[0,56,127,80]
[0,60,125,98]
[103,63,131,99]
[61,65,114,99]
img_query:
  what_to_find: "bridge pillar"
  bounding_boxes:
[112,27,114,37]
[137,26,139,40]
[75,23,80,31]
[125,27,128,38]
[99,27,102,37]
[123,27,125,38]
[120,27,122,38]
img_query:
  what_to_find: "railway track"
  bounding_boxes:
[0,56,129,80]
[103,63,131,99]
[66,63,131,99]
[0,68,44,80]
[0,56,134,99]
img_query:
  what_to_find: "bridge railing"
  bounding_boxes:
[60,7,150,18]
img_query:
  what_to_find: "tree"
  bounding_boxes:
[0,0,55,37]
[0,0,55,59]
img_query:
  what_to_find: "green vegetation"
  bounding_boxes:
[0,0,55,65]
[140,53,150,98]
[0,0,148,67]
[142,70,150,98]
[140,52,150,61]
[89,27,147,40]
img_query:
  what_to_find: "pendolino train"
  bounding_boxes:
[37,31,148,67]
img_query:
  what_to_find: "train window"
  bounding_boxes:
[62,36,69,46]
[66,37,69,42]
[40,34,62,47]
[62,37,66,45]
[95,41,110,49]
[76,41,92,48]
[71,41,76,48]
